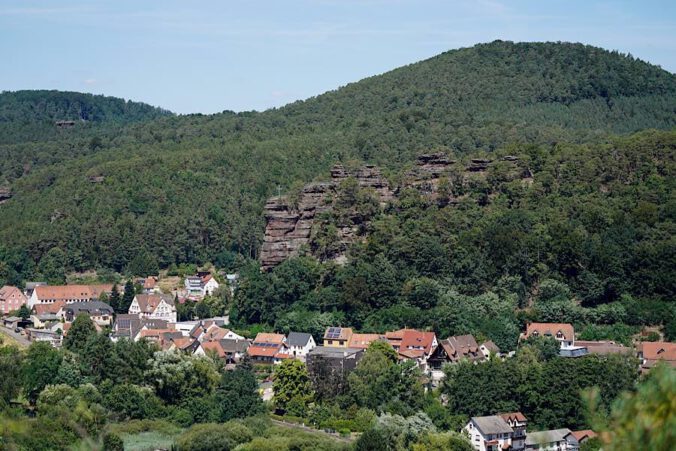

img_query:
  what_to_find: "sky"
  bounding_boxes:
[1,0,675,114]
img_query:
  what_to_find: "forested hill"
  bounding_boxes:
[0,90,172,144]
[0,41,674,279]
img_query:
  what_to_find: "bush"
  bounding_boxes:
[102,433,124,451]
[175,422,253,451]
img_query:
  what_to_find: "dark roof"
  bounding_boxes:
[219,338,250,353]
[287,332,313,347]
[472,416,513,435]
[526,429,576,446]
[64,301,114,315]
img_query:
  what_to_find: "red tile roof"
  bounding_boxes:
[33,301,66,315]
[400,330,436,353]
[639,341,676,364]
[201,340,226,358]
[253,333,286,345]
[500,412,527,423]
[33,285,112,302]
[571,430,597,442]
[349,333,383,349]
[525,323,574,341]
[248,345,281,358]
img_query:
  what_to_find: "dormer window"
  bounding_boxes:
[556,331,563,339]
[532,331,539,337]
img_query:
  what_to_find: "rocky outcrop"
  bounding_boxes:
[260,164,394,270]
[0,187,12,205]
[260,154,532,270]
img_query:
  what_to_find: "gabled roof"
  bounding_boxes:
[499,412,527,423]
[400,330,436,353]
[324,327,353,341]
[471,416,513,435]
[134,294,175,313]
[0,285,27,301]
[253,333,286,345]
[33,284,112,301]
[481,340,501,353]
[638,341,676,364]
[287,332,313,347]
[202,324,231,342]
[143,276,157,289]
[349,333,383,349]
[33,301,66,315]
[248,343,283,357]
[571,430,597,442]
[63,301,114,315]
[525,323,574,340]
[201,340,226,357]
[219,338,250,353]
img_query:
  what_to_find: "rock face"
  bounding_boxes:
[260,154,532,270]
[259,164,394,270]
[0,187,12,205]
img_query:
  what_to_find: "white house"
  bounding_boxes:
[465,416,515,451]
[128,294,177,323]
[184,273,220,298]
[28,284,113,309]
[522,323,575,349]
[286,332,316,361]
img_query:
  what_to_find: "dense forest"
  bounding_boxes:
[0,41,675,277]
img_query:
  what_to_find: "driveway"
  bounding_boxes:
[0,325,30,347]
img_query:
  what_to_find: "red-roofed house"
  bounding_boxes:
[637,341,676,373]
[500,412,528,450]
[571,430,597,444]
[28,284,113,308]
[522,323,575,348]
[247,332,289,364]
[349,333,383,349]
[129,294,177,323]
[0,286,27,315]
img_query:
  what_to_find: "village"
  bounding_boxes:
[1,273,674,451]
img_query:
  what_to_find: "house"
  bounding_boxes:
[286,332,316,360]
[247,333,289,364]
[60,301,114,326]
[187,321,244,343]
[195,338,250,363]
[167,336,200,353]
[570,430,597,445]
[522,323,575,349]
[30,312,60,329]
[184,272,220,298]
[28,284,113,308]
[32,301,66,316]
[525,429,579,451]
[349,333,383,349]
[323,327,353,347]
[0,286,27,315]
[428,334,485,374]
[398,329,438,360]
[128,294,177,323]
[500,413,528,451]
[464,415,514,451]
[480,341,501,359]
[637,341,676,373]
[111,314,143,341]
[140,276,159,294]
[306,346,364,397]
[2,316,22,329]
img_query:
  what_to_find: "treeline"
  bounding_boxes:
[0,41,675,273]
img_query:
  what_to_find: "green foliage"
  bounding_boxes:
[102,432,124,451]
[22,341,62,403]
[273,359,314,414]
[175,421,253,451]
[63,314,97,353]
[144,351,220,404]
[0,345,23,407]
[600,364,675,450]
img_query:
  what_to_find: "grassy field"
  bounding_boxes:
[106,419,182,451]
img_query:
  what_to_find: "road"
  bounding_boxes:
[0,326,30,347]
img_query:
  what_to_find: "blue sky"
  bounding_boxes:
[1,0,674,114]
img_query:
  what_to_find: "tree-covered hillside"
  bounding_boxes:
[0,41,674,280]
[0,90,172,145]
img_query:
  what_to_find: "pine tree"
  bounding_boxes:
[109,284,121,313]
[120,280,135,313]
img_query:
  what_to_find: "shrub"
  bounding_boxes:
[102,433,124,451]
